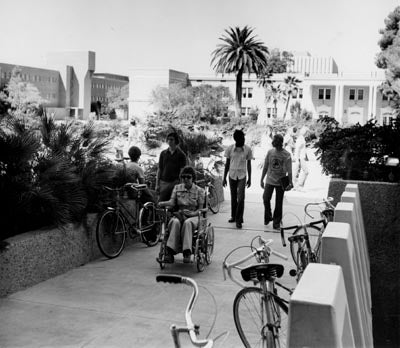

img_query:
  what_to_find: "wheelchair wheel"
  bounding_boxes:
[139,203,161,247]
[195,235,206,272]
[205,225,214,265]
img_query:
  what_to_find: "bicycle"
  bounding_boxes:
[222,236,292,348]
[96,183,162,259]
[156,274,229,347]
[196,175,220,214]
[280,197,335,280]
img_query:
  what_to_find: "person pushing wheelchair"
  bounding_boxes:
[158,166,205,264]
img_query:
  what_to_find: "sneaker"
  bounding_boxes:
[183,250,191,263]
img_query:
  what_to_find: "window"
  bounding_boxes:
[242,87,253,99]
[357,89,364,101]
[318,88,331,100]
[52,93,56,99]
[349,89,356,100]
[266,107,277,118]
[325,89,331,100]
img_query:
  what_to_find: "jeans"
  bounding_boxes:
[229,177,246,223]
[263,184,284,228]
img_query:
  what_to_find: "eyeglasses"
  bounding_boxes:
[181,175,192,180]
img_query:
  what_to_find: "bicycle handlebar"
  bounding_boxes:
[156,274,213,347]
[304,197,334,218]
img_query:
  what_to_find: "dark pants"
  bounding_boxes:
[229,177,246,224]
[263,184,284,228]
[159,179,179,201]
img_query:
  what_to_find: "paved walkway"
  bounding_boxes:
[0,158,330,348]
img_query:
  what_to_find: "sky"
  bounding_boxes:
[1,0,399,76]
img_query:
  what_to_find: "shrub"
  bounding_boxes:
[0,114,115,241]
[315,118,400,182]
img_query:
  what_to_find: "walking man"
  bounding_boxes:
[223,129,253,229]
[293,126,309,191]
[261,134,293,230]
[156,132,187,201]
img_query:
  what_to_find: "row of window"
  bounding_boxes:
[44,93,56,100]
[0,71,58,83]
[91,96,106,102]
[318,88,365,101]
[92,83,121,90]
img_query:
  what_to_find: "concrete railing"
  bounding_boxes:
[287,183,373,347]
[287,264,355,348]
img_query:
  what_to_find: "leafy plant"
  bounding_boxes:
[0,113,115,241]
[315,119,400,181]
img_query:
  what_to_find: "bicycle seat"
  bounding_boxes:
[288,234,306,243]
[241,264,284,282]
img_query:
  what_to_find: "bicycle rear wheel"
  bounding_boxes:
[96,210,126,259]
[233,287,288,348]
[138,203,161,247]
[289,226,321,264]
[208,184,220,214]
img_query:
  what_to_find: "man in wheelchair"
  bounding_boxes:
[158,166,205,263]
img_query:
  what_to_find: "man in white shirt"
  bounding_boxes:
[223,129,253,229]
[293,126,309,190]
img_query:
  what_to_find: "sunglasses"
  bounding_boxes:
[181,175,193,179]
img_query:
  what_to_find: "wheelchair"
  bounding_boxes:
[156,206,215,272]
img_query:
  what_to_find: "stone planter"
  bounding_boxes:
[328,178,400,347]
[0,214,100,297]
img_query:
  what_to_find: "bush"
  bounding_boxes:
[315,118,400,182]
[0,114,116,241]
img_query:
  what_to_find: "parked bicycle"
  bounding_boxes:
[96,183,161,259]
[280,197,335,280]
[222,236,292,348]
[156,274,229,347]
[195,175,220,214]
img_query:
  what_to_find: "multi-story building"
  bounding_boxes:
[1,51,129,120]
[129,53,394,126]
[91,73,129,105]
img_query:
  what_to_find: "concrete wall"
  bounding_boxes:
[328,179,400,347]
[0,214,100,297]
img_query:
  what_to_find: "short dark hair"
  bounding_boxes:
[233,129,245,141]
[180,166,196,181]
[167,132,179,144]
[128,146,141,161]
[272,134,284,149]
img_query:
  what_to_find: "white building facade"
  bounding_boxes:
[128,54,395,126]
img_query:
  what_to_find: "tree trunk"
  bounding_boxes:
[283,94,291,120]
[235,70,243,118]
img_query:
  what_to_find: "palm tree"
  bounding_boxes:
[262,80,283,123]
[211,26,269,118]
[282,75,302,120]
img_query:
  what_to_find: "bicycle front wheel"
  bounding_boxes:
[138,203,161,247]
[233,287,288,348]
[96,210,126,259]
[208,184,220,214]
